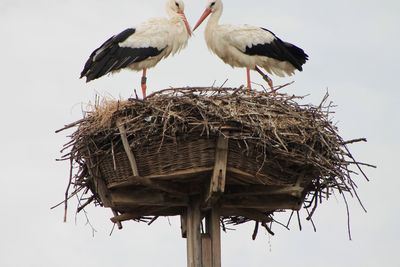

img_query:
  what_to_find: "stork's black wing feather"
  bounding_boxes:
[80,28,164,82]
[245,28,308,71]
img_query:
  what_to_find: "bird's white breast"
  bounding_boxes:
[118,17,189,70]
[121,17,189,55]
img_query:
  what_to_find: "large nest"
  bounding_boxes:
[58,87,371,236]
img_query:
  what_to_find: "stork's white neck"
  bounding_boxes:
[206,5,223,31]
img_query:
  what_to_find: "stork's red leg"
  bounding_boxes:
[246,67,251,92]
[255,66,273,91]
[141,68,147,98]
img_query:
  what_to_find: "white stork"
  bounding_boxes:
[193,0,308,91]
[80,0,191,98]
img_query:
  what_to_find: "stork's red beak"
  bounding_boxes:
[193,8,212,32]
[178,11,192,36]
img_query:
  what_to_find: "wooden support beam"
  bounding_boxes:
[209,206,221,267]
[226,167,293,186]
[111,210,123,229]
[107,167,213,189]
[181,214,187,238]
[110,207,182,224]
[186,198,202,267]
[225,185,304,198]
[92,170,112,208]
[204,135,229,208]
[222,198,302,210]
[110,207,167,223]
[117,119,139,176]
[110,212,140,223]
[201,234,212,267]
[111,191,188,207]
[108,179,187,194]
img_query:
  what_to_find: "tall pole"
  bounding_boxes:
[185,203,222,267]
[204,205,221,267]
[186,198,202,267]
[186,134,227,267]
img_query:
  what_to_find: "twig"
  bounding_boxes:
[77,195,95,213]
[261,222,275,236]
[296,211,302,231]
[55,119,86,133]
[63,158,74,222]
[252,221,259,240]
[341,138,367,145]
[342,193,352,240]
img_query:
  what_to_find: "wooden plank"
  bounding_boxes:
[181,214,187,238]
[117,119,139,176]
[210,206,221,267]
[225,185,304,198]
[92,172,112,207]
[110,207,181,223]
[211,135,229,193]
[110,212,140,223]
[187,198,202,267]
[205,135,229,208]
[226,167,257,180]
[111,191,188,207]
[223,198,302,210]
[108,179,187,195]
[110,207,167,223]
[201,234,212,267]
[109,176,187,196]
[227,167,294,186]
[107,167,213,189]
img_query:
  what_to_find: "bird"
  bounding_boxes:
[80,0,191,98]
[192,0,308,91]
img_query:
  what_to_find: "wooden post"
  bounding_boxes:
[116,119,140,176]
[186,134,226,267]
[186,198,202,267]
[202,206,222,267]
[186,204,222,267]
[205,135,229,208]
[210,206,221,267]
[201,234,212,267]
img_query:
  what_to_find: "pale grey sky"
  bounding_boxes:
[0,0,399,266]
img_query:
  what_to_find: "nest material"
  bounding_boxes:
[58,87,371,234]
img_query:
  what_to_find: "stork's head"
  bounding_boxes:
[166,0,191,36]
[206,0,223,13]
[193,0,223,32]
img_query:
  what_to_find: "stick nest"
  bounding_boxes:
[58,87,371,236]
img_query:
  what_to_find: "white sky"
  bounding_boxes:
[0,0,399,266]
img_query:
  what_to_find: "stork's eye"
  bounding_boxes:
[210,2,216,7]
[175,2,179,7]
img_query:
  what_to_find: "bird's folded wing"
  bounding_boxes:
[220,25,277,53]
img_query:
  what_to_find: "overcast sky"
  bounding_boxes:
[1,0,399,266]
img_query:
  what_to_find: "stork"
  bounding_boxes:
[80,0,191,98]
[193,0,308,91]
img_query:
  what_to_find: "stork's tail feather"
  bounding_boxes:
[80,28,137,83]
[80,62,94,82]
[283,42,309,71]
